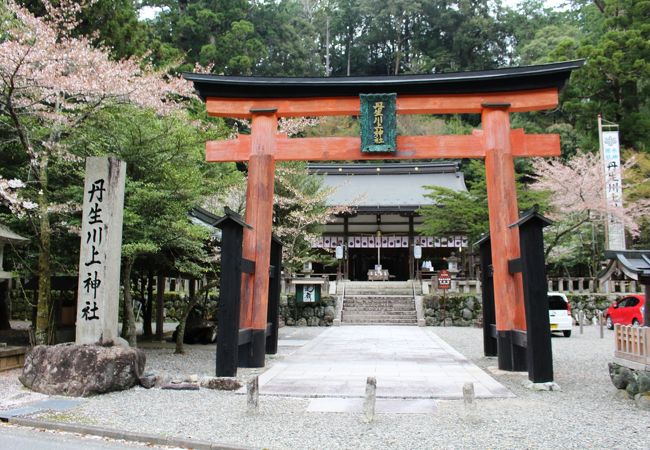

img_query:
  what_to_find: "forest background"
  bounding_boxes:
[0,0,649,345]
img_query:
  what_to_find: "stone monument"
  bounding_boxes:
[75,157,125,345]
[20,157,147,397]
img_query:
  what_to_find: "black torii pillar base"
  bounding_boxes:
[477,206,554,379]
[478,233,526,370]
[477,235,497,357]
[496,330,528,372]
[214,208,282,375]
[214,211,248,377]
[238,330,266,368]
[509,208,554,383]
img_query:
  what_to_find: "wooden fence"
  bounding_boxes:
[614,325,650,369]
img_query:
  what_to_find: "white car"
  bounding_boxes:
[548,292,573,337]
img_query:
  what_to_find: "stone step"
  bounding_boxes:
[345,291,413,298]
[343,302,415,308]
[344,298,414,303]
[342,317,417,322]
[343,306,415,312]
[341,310,415,319]
[342,309,416,316]
[342,318,417,325]
[342,323,417,326]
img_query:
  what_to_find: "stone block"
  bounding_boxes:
[626,381,639,397]
[20,343,145,397]
[635,393,650,411]
[139,373,156,389]
[609,363,634,390]
[200,376,242,391]
[636,372,650,394]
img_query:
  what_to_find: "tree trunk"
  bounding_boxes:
[175,279,218,355]
[35,152,52,345]
[143,271,153,337]
[175,279,196,355]
[121,258,137,347]
[155,272,165,340]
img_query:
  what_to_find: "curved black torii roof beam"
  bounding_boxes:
[184,60,584,100]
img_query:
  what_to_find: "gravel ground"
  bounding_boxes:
[2,325,649,449]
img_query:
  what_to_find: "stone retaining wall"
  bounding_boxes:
[279,295,336,327]
[421,293,619,327]
[423,294,482,326]
[565,293,617,322]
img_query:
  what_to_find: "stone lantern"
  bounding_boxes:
[0,224,28,330]
[447,252,460,275]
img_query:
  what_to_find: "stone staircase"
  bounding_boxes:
[340,281,419,325]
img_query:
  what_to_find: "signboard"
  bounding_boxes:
[360,93,397,153]
[438,269,451,290]
[297,284,320,303]
[601,130,626,250]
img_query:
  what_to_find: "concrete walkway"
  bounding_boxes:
[258,326,513,403]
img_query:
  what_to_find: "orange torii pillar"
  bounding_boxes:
[482,104,527,369]
[238,110,277,366]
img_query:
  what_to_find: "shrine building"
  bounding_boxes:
[309,162,469,281]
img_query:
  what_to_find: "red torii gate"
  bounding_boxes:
[185,60,583,368]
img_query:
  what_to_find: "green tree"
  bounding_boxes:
[18,0,148,59]
[417,160,549,245]
[554,0,650,151]
[0,1,193,343]
[73,105,239,346]
[251,0,321,76]
[147,0,266,74]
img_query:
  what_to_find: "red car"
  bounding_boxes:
[605,294,645,329]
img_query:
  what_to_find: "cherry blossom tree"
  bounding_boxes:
[530,151,650,272]
[0,0,193,344]
[273,162,349,272]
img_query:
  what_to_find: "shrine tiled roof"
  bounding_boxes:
[311,162,467,210]
[0,224,28,244]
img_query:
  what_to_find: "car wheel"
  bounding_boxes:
[606,315,614,330]
[563,330,571,337]
[632,318,640,326]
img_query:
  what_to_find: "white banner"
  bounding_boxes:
[602,130,626,250]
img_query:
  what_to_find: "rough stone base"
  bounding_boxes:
[523,380,561,391]
[200,376,242,391]
[609,362,650,410]
[609,362,650,396]
[19,343,145,397]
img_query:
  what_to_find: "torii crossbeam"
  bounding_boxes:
[185,60,583,369]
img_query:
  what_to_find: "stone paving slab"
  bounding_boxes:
[306,397,438,414]
[258,326,514,399]
[0,398,82,419]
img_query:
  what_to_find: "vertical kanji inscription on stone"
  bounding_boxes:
[76,157,126,345]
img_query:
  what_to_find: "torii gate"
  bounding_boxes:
[185,60,583,369]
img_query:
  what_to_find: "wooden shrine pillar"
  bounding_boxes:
[240,109,277,365]
[408,215,415,280]
[482,104,527,371]
[343,216,350,280]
